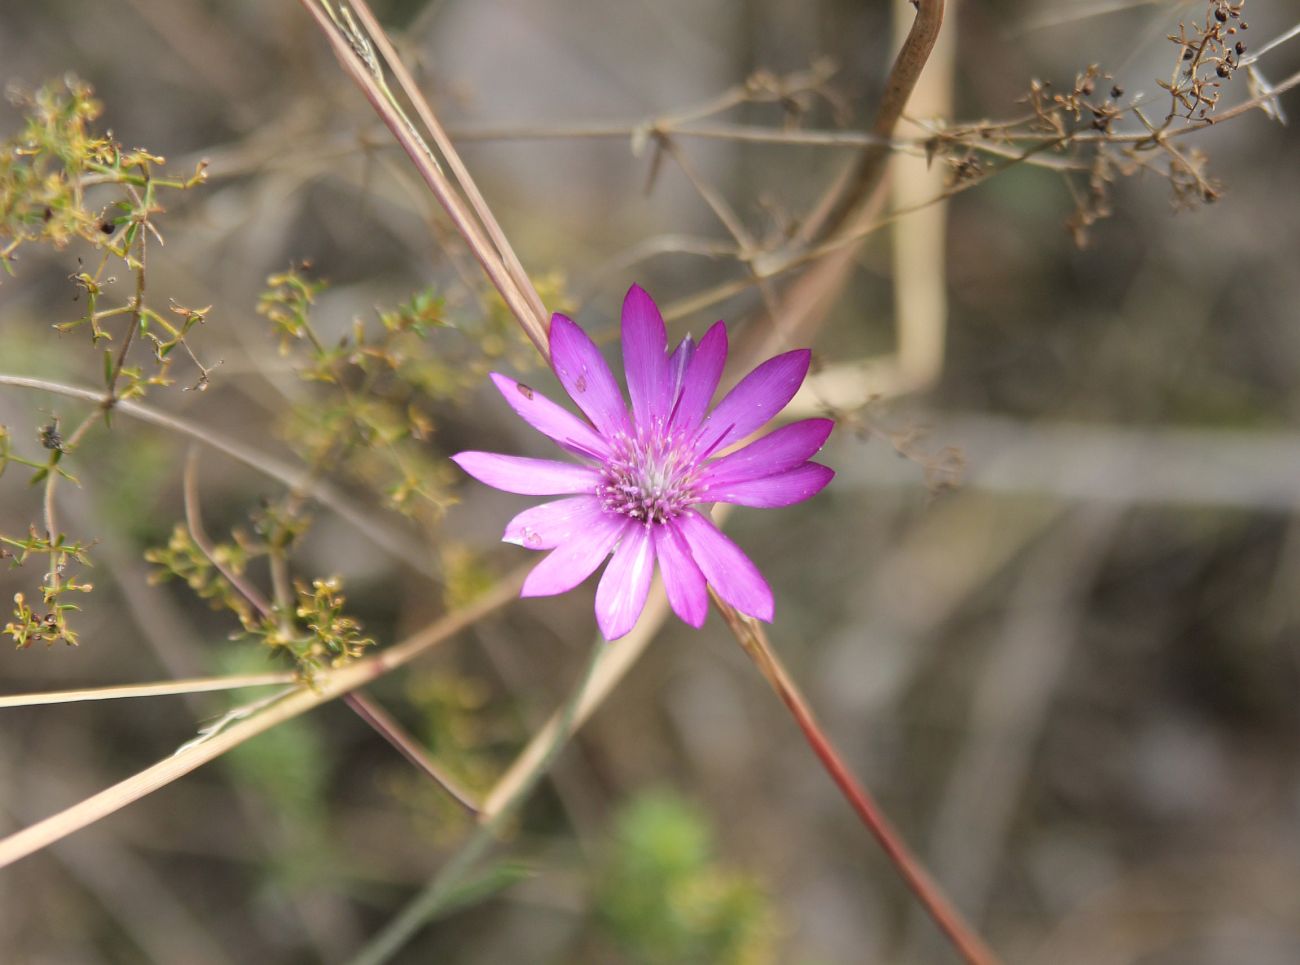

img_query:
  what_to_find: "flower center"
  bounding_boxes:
[597,427,699,525]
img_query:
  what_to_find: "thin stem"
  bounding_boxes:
[797,0,946,243]
[344,0,549,337]
[268,547,296,636]
[343,690,481,817]
[183,447,273,618]
[297,0,548,355]
[480,581,677,819]
[659,131,1069,325]
[37,226,148,613]
[655,134,781,322]
[348,636,605,965]
[0,674,296,708]
[710,590,1001,965]
[1238,21,1300,68]
[0,566,528,869]
[0,374,437,577]
[103,212,149,396]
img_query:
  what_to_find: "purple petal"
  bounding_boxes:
[674,509,774,622]
[621,285,671,429]
[489,373,610,460]
[521,513,629,597]
[549,313,630,439]
[595,524,656,639]
[503,495,607,550]
[669,321,727,435]
[451,452,600,496]
[667,333,695,411]
[706,463,834,508]
[699,418,834,488]
[693,349,811,457]
[654,522,708,628]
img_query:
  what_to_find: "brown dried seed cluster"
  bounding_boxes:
[1161,1,1248,120]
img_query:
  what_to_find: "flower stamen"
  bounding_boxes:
[597,425,699,525]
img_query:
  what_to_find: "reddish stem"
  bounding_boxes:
[711,592,1001,965]
[344,690,482,817]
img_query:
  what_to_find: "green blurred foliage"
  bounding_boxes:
[219,655,336,891]
[385,670,513,844]
[595,790,780,965]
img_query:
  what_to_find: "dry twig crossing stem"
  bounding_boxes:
[183,446,274,618]
[343,0,549,338]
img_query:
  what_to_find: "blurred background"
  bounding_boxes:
[1,0,1299,962]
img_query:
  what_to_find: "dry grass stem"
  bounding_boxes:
[0,568,526,868]
[0,674,298,709]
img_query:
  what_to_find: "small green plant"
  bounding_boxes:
[596,790,780,965]
[146,514,374,679]
[0,77,207,647]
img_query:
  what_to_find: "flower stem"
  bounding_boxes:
[710,591,1001,965]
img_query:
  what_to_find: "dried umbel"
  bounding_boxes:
[453,286,834,639]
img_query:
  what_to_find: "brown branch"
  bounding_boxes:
[711,591,1001,965]
[796,0,946,244]
[343,690,481,817]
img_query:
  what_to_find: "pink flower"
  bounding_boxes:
[452,285,833,639]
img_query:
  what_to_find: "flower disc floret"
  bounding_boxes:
[597,427,701,525]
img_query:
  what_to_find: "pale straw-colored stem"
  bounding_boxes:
[0,674,296,709]
[480,584,674,819]
[297,0,548,355]
[351,636,606,965]
[344,0,549,338]
[0,569,526,869]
